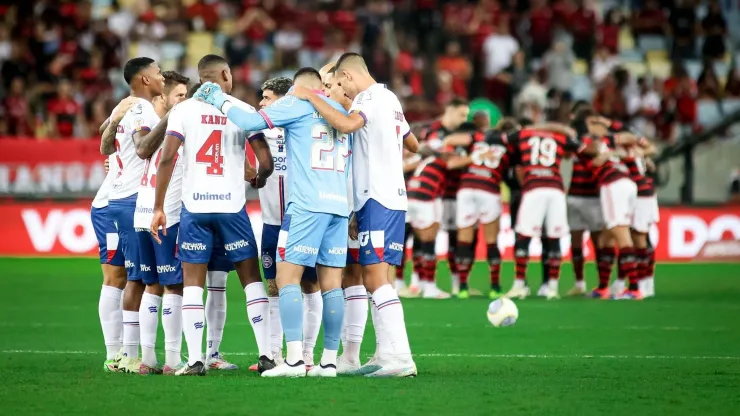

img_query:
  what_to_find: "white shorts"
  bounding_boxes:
[407,198,442,230]
[600,178,637,230]
[567,196,605,232]
[456,188,502,229]
[441,199,457,231]
[632,195,659,233]
[515,188,569,238]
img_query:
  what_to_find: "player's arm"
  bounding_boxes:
[404,153,422,173]
[135,112,170,159]
[442,132,474,148]
[99,120,109,135]
[247,132,273,188]
[447,154,472,170]
[222,103,270,131]
[300,90,365,134]
[404,131,419,153]
[100,96,138,155]
[150,134,180,244]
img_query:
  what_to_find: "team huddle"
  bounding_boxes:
[91,51,658,379]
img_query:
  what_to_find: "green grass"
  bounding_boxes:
[1,258,739,415]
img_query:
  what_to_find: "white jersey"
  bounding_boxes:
[258,127,287,226]
[110,98,161,201]
[167,95,261,214]
[349,83,410,212]
[133,144,184,229]
[91,154,119,209]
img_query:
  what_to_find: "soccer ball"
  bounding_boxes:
[487,298,518,327]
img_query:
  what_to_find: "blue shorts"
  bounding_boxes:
[207,235,234,273]
[137,225,182,286]
[178,204,258,265]
[354,199,405,266]
[262,223,317,280]
[108,194,141,280]
[91,206,125,266]
[277,203,348,268]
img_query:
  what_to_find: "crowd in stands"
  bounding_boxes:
[0,0,738,141]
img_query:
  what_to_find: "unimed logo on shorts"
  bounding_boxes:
[224,240,249,251]
[181,242,207,251]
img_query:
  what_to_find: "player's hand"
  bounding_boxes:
[112,96,138,123]
[348,213,358,240]
[194,82,228,111]
[150,210,167,244]
[291,85,312,100]
[251,173,268,189]
[104,159,110,174]
[245,164,257,182]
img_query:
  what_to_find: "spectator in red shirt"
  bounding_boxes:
[528,0,554,58]
[47,79,83,139]
[664,63,698,125]
[332,0,358,43]
[598,8,621,55]
[568,0,597,62]
[631,0,667,39]
[436,40,472,98]
[1,77,33,137]
[186,0,220,31]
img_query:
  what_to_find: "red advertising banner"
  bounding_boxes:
[0,200,738,261]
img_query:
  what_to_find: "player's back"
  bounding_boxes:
[278,95,350,217]
[170,95,250,214]
[258,128,287,226]
[350,84,408,212]
[510,127,581,192]
[459,129,509,194]
[111,98,160,200]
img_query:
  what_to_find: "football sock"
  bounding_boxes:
[420,240,437,285]
[139,292,161,367]
[342,285,367,363]
[369,298,388,356]
[320,288,345,366]
[635,247,650,281]
[540,238,550,284]
[447,229,459,278]
[514,237,531,281]
[121,310,140,359]
[162,293,183,367]
[618,247,639,290]
[118,289,125,345]
[99,285,123,360]
[279,284,303,363]
[412,250,423,286]
[372,284,411,360]
[182,286,205,365]
[646,241,656,279]
[245,282,270,359]
[455,241,475,289]
[302,290,323,362]
[268,296,283,358]
[487,242,502,290]
[205,271,227,357]
[572,247,585,282]
[597,246,616,289]
[546,238,562,281]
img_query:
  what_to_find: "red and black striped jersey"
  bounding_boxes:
[580,135,630,186]
[420,121,480,199]
[507,128,584,192]
[623,155,655,196]
[459,130,509,194]
[407,156,448,201]
[568,135,616,197]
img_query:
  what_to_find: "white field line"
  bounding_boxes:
[1,350,738,360]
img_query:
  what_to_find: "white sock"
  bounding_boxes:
[302,290,323,361]
[118,289,125,344]
[268,296,283,357]
[245,282,271,358]
[369,297,389,356]
[342,285,367,364]
[99,285,123,359]
[139,292,162,367]
[121,310,140,359]
[286,340,303,365]
[205,271,228,358]
[513,279,526,289]
[547,279,559,292]
[320,348,338,367]
[372,284,412,360]
[575,280,586,290]
[410,271,420,287]
[162,294,183,367]
[182,286,205,366]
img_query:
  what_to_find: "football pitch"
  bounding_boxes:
[0,258,738,416]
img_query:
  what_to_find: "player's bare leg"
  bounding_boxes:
[178,262,208,375]
[99,264,127,372]
[338,263,367,374]
[608,226,642,300]
[307,265,346,377]
[262,262,307,377]
[301,278,322,368]
[567,230,588,296]
[235,258,273,372]
[136,282,164,374]
[161,283,185,375]
[593,231,616,299]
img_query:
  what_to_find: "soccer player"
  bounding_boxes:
[92,96,137,372]
[320,62,369,374]
[151,54,274,376]
[195,67,351,378]
[505,123,600,300]
[100,57,164,371]
[455,120,511,300]
[294,53,419,377]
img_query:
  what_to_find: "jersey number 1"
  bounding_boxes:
[196,131,224,176]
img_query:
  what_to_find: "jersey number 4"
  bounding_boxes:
[311,124,350,172]
[196,131,225,176]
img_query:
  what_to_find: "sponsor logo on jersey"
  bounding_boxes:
[135,206,154,214]
[193,192,232,201]
[262,254,274,269]
[328,247,347,255]
[157,264,177,274]
[397,188,407,196]
[319,191,347,203]
[293,245,319,255]
[181,242,207,251]
[224,240,249,251]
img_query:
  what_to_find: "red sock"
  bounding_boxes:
[412,253,423,279]
[597,246,616,289]
[635,248,649,281]
[571,247,585,282]
[618,247,639,290]
[422,258,437,283]
[486,243,501,288]
[514,238,530,281]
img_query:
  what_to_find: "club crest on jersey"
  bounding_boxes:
[201,114,228,125]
